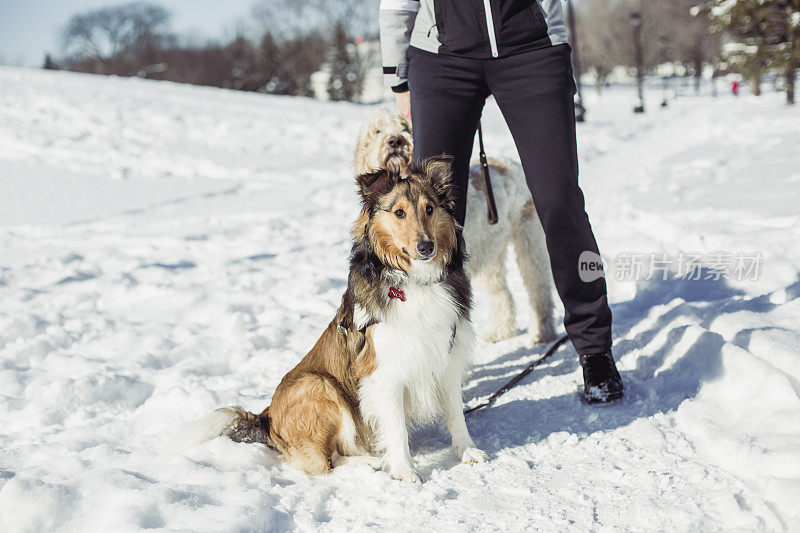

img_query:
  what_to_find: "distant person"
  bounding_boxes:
[379,0,623,404]
[732,80,740,96]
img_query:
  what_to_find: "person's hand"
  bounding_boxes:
[395,90,412,127]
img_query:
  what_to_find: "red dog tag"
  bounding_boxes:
[388,287,406,302]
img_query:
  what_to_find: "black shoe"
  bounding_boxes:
[580,350,624,404]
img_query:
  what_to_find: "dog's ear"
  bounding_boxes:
[398,113,412,133]
[423,155,456,212]
[356,168,395,202]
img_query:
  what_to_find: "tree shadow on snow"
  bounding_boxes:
[413,269,776,455]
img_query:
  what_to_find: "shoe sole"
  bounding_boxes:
[581,390,624,405]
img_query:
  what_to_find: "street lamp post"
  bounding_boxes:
[566,0,586,122]
[659,36,669,108]
[630,11,645,113]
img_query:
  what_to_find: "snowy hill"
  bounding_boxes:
[1,66,799,531]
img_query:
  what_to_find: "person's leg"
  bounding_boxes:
[407,46,489,226]
[483,44,612,358]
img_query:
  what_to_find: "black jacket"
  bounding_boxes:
[380,0,568,91]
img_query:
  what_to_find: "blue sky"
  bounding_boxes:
[0,0,256,66]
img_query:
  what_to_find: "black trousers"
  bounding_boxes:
[407,44,612,355]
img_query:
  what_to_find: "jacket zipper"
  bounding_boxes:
[481,0,499,57]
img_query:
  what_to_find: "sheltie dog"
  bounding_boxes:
[354,108,557,346]
[192,156,486,482]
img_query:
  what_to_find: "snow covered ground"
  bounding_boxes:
[1,66,799,532]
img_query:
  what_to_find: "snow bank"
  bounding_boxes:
[1,66,799,531]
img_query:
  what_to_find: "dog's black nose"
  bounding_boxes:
[417,240,434,257]
[387,136,401,148]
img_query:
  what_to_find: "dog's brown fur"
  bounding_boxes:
[258,322,372,474]
[221,156,468,475]
[468,157,508,193]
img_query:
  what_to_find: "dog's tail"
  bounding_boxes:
[174,406,274,451]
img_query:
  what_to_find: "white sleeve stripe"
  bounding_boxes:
[379,0,420,12]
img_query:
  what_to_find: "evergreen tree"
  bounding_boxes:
[277,32,327,97]
[43,54,58,70]
[260,33,281,93]
[327,24,358,102]
[224,36,262,91]
[697,0,799,103]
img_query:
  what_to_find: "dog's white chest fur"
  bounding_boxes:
[377,281,458,378]
[360,276,471,427]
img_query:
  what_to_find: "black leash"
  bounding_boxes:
[468,122,566,413]
[464,334,570,415]
[477,122,499,225]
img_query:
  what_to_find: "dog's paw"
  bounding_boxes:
[360,456,383,470]
[461,447,488,464]
[388,466,422,483]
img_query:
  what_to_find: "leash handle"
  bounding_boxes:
[477,122,499,225]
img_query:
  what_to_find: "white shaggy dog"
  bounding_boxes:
[354,108,557,345]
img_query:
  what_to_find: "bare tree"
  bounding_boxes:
[54,0,384,101]
[575,0,620,92]
[664,0,721,92]
[61,1,171,75]
[577,0,723,93]
[252,0,378,42]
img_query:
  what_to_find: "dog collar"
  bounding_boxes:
[388,286,406,302]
